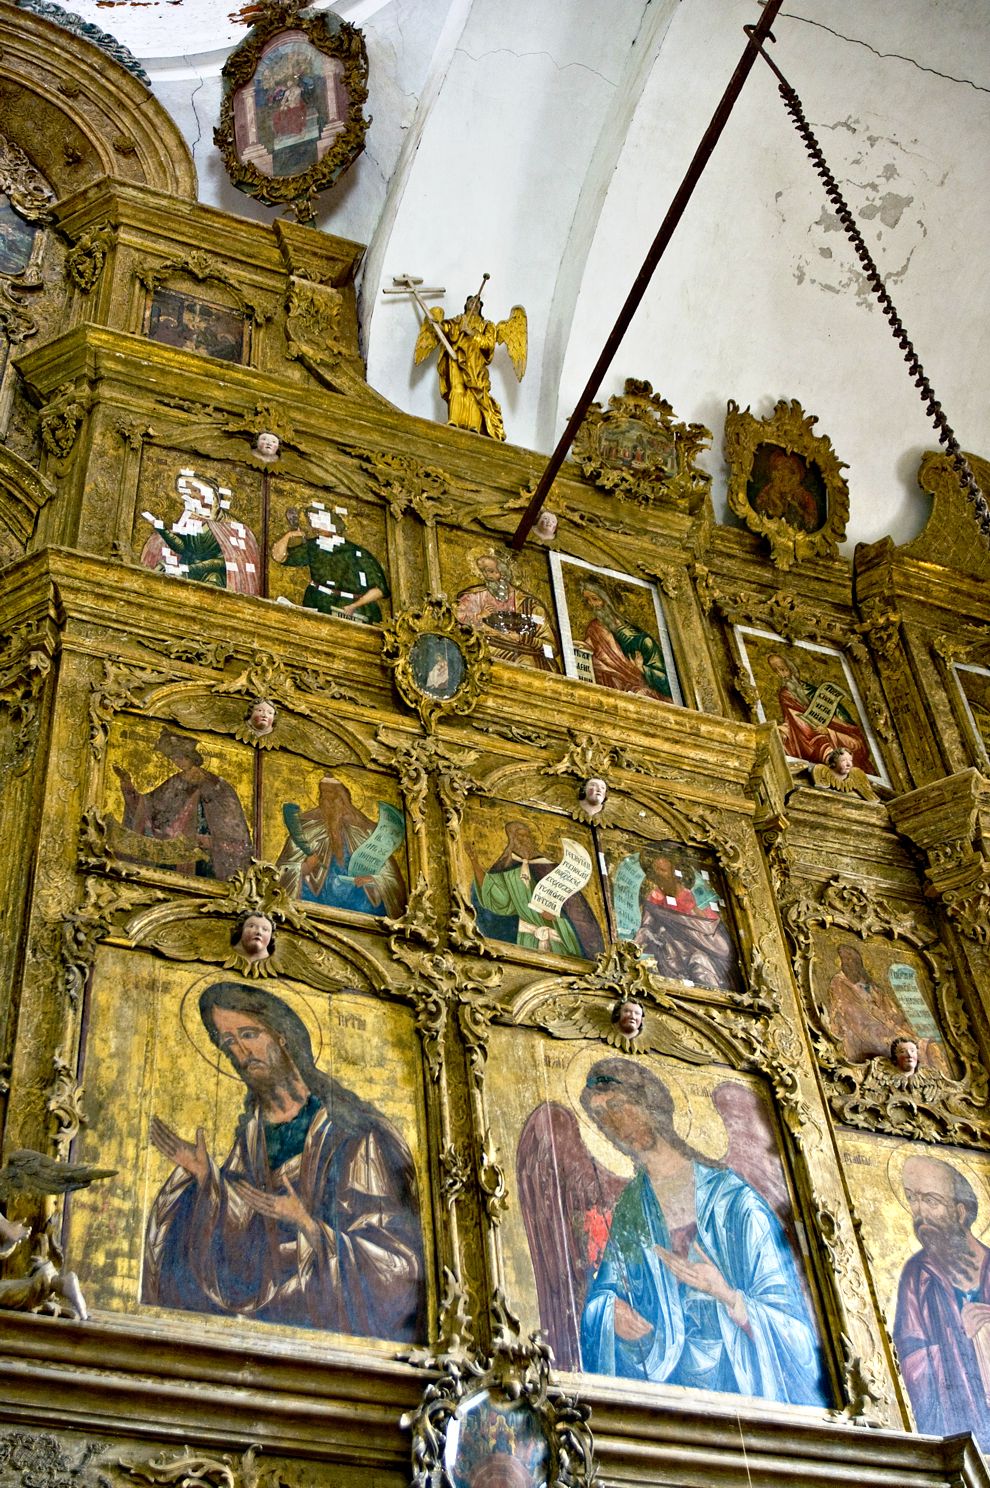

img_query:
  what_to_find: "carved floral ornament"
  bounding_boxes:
[569,377,711,510]
[784,877,989,1144]
[724,398,850,569]
[214,1,370,224]
[381,596,492,731]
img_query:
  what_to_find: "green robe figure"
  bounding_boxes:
[272,503,388,623]
[469,820,604,960]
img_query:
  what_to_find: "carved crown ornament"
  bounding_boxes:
[724,398,850,570]
[214,2,370,224]
[784,876,989,1144]
[381,597,492,732]
[569,377,711,510]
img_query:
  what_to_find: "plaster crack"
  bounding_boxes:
[186,57,205,159]
[455,46,617,88]
[779,13,990,94]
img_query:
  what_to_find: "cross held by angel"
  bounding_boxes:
[386,273,527,441]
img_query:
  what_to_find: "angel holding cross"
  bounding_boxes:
[390,274,527,441]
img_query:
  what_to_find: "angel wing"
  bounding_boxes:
[496,305,527,380]
[709,1081,795,1239]
[0,1149,116,1201]
[413,307,445,365]
[516,1102,625,1372]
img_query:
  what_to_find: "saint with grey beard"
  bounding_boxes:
[893,1154,990,1448]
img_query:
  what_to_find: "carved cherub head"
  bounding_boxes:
[611,998,644,1037]
[254,431,280,462]
[578,776,608,819]
[825,746,854,779]
[246,698,276,736]
[890,1036,919,1075]
[231,912,275,963]
[533,509,558,543]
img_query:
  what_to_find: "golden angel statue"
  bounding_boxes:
[413,273,527,441]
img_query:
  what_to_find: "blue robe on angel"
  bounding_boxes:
[580,1164,828,1404]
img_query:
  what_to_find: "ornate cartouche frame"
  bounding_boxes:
[569,378,711,511]
[785,877,989,1144]
[214,0,369,222]
[382,597,491,731]
[401,1332,597,1488]
[724,398,850,569]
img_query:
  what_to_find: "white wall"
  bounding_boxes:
[68,0,990,548]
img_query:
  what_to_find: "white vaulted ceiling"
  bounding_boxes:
[60,0,990,550]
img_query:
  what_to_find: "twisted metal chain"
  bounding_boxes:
[751,35,990,540]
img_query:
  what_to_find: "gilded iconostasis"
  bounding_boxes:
[2,13,990,1486]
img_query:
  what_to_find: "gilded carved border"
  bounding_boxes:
[724,398,849,569]
[213,3,369,222]
[784,876,988,1144]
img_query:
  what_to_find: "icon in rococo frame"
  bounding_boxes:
[402,1334,597,1488]
[214,0,370,223]
[569,377,711,511]
[382,596,491,729]
[724,397,849,569]
[549,552,684,705]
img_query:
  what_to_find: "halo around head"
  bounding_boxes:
[563,1044,705,1180]
[180,974,325,1081]
[886,1142,989,1238]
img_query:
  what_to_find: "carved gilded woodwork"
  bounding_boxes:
[401,1330,597,1487]
[570,378,711,510]
[381,597,492,731]
[724,397,849,569]
[1,37,990,1475]
[213,2,370,223]
[785,875,988,1142]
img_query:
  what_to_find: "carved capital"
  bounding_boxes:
[39,383,91,463]
[889,769,990,939]
[0,620,57,773]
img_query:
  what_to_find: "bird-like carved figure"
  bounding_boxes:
[0,1148,116,1320]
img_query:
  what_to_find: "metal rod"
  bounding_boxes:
[510,0,786,550]
[747,35,990,541]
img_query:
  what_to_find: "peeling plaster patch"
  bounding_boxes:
[777,116,938,310]
[859,192,914,228]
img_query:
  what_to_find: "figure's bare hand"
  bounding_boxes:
[302,853,321,878]
[962,1302,990,1339]
[233,1175,319,1245]
[0,1213,30,1258]
[655,1245,735,1308]
[612,1298,652,1341]
[149,1115,208,1184]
